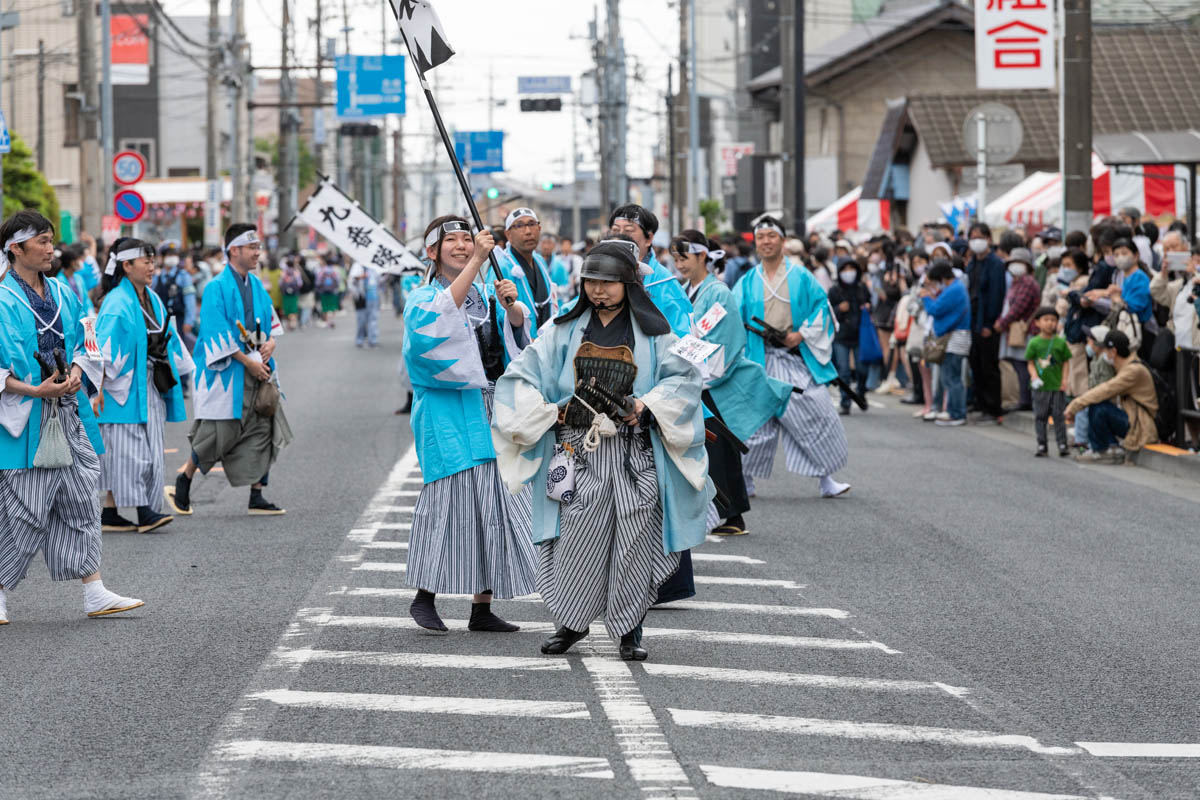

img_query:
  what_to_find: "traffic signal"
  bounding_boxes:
[540,181,555,191]
[486,187,500,200]
[339,123,380,137]
[520,98,563,113]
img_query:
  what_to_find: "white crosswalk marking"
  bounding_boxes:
[654,599,850,617]
[250,689,591,719]
[669,709,1081,755]
[690,553,764,564]
[699,765,1100,799]
[640,664,969,695]
[218,740,615,779]
[690,575,805,588]
[275,647,571,671]
[360,541,409,550]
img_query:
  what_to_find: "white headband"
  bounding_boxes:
[754,220,785,237]
[1,227,39,269]
[504,208,538,230]
[425,220,472,248]
[225,230,260,255]
[105,246,148,276]
[707,249,726,263]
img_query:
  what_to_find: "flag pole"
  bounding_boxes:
[389,1,506,290]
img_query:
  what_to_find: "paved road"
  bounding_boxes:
[2,311,1197,799]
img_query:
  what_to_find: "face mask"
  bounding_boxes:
[839,270,857,284]
[1047,245,1065,259]
[913,264,926,276]
[1058,267,1078,284]
[866,261,882,274]
[164,255,180,268]
[1008,263,1027,277]
[1101,352,1115,365]
[1086,344,1095,358]
[969,238,989,255]
[1115,254,1136,271]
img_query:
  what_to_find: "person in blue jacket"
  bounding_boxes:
[496,207,557,332]
[733,216,851,499]
[93,237,193,534]
[0,210,143,625]
[920,260,973,425]
[51,244,95,316]
[607,204,693,336]
[403,215,535,634]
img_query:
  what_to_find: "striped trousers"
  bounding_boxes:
[537,428,680,639]
[99,368,166,511]
[0,398,102,590]
[742,348,849,480]
[406,385,537,599]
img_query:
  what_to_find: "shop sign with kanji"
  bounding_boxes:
[295,178,425,275]
[975,0,1055,91]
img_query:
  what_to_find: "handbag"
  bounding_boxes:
[1007,319,1029,350]
[893,299,912,343]
[33,399,73,469]
[857,307,884,363]
[546,443,576,503]
[254,375,281,417]
[922,332,951,365]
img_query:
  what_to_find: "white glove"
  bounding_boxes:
[1031,378,1044,391]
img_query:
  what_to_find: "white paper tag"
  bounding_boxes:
[81,317,100,358]
[671,334,720,365]
[695,302,727,337]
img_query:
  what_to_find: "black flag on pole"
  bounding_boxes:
[394,0,455,74]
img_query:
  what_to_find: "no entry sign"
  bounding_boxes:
[113,189,146,223]
[113,150,147,186]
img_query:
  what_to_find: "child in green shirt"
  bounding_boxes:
[1025,307,1072,457]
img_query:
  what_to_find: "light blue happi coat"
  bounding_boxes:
[688,274,792,442]
[491,309,714,555]
[732,259,839,385]
[496,244,557,336]
[643,251,692,337]
[192,265,279,421]
[93,278,192,425]
[403,277,530,484]
[0,271,104,469]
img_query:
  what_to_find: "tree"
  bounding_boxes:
[255,135,317,192]
[2,133,61,225]
[699,198,726,237]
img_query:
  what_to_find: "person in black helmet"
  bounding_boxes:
[492,237,713,662]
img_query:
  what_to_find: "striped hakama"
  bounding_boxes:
[537,427,680,639]
[0,397,102,590]
[742,348,848,480]
[405,387,536,600]
[99,365,165,511]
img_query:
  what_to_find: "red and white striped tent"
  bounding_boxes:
[806,186,891,234]
[985,155,1196,229]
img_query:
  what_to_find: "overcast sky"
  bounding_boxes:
[167,0,681,185]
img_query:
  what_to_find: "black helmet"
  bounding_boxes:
[578,239,640,283]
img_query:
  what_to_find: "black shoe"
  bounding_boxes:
[101,508,137,532]
[540,625,589,654]
[409,589,448,633]
[1059,445,1071,458]
[1035,446,1048,458]
[136,507,174,533]
[619,627,648,661]
[468,602,520,632]
[248,491,286,515]
[899,395,921,405]
[165,474,192,515]
[838,405,850,416]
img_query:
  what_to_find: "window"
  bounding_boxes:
[62,0,76,16]
[62,84,80,147]
[118,138,155,176]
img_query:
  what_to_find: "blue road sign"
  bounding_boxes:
[0,110,10,154]
[113,189,146,223]
[336,54,406,119]
[453,131,504,175]
[518,76,572,95]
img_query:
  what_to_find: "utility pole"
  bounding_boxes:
[100,0,114,218]
[687,0,699,230]
[312,0,325,178]
[77,0,102,235]
[204,0,220,245]
[592,7,608,216]
[605,0,627,210]
[393,122,405,239]
[780,0,805,235]
[667,63,676,234]
[675,0,687,231]
[230,0,246,222]
[1061,0,1091,234]
[278,0,299,250]
[571,93,581,240]
[35,40,45,172]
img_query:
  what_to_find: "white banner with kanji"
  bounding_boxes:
[975,0,1056,90]
[295,178,425,275]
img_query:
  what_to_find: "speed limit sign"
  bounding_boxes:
[113,150,147,186]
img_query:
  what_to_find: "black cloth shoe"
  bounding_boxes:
[1059,445,1071,457]
[1035,446,1048,458]
[619,626,648,661]
[540,626,589,654]
[468,602,520,632]
[165,473,192,515]
[101,508,137,532]
[136,506,173,533]
[248,489,286,515]
[409,589,448,633]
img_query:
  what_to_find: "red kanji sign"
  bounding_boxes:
[976,0,1055,89]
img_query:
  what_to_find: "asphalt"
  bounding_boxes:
[2,310,1198,799]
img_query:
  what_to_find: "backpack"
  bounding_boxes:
[154,270,187,323]
[317,268,339,294]
[1133,362,1177,445]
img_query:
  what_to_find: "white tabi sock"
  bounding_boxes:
[819,475,850,498]
[0,589,8,623]
[83,581,142,615]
